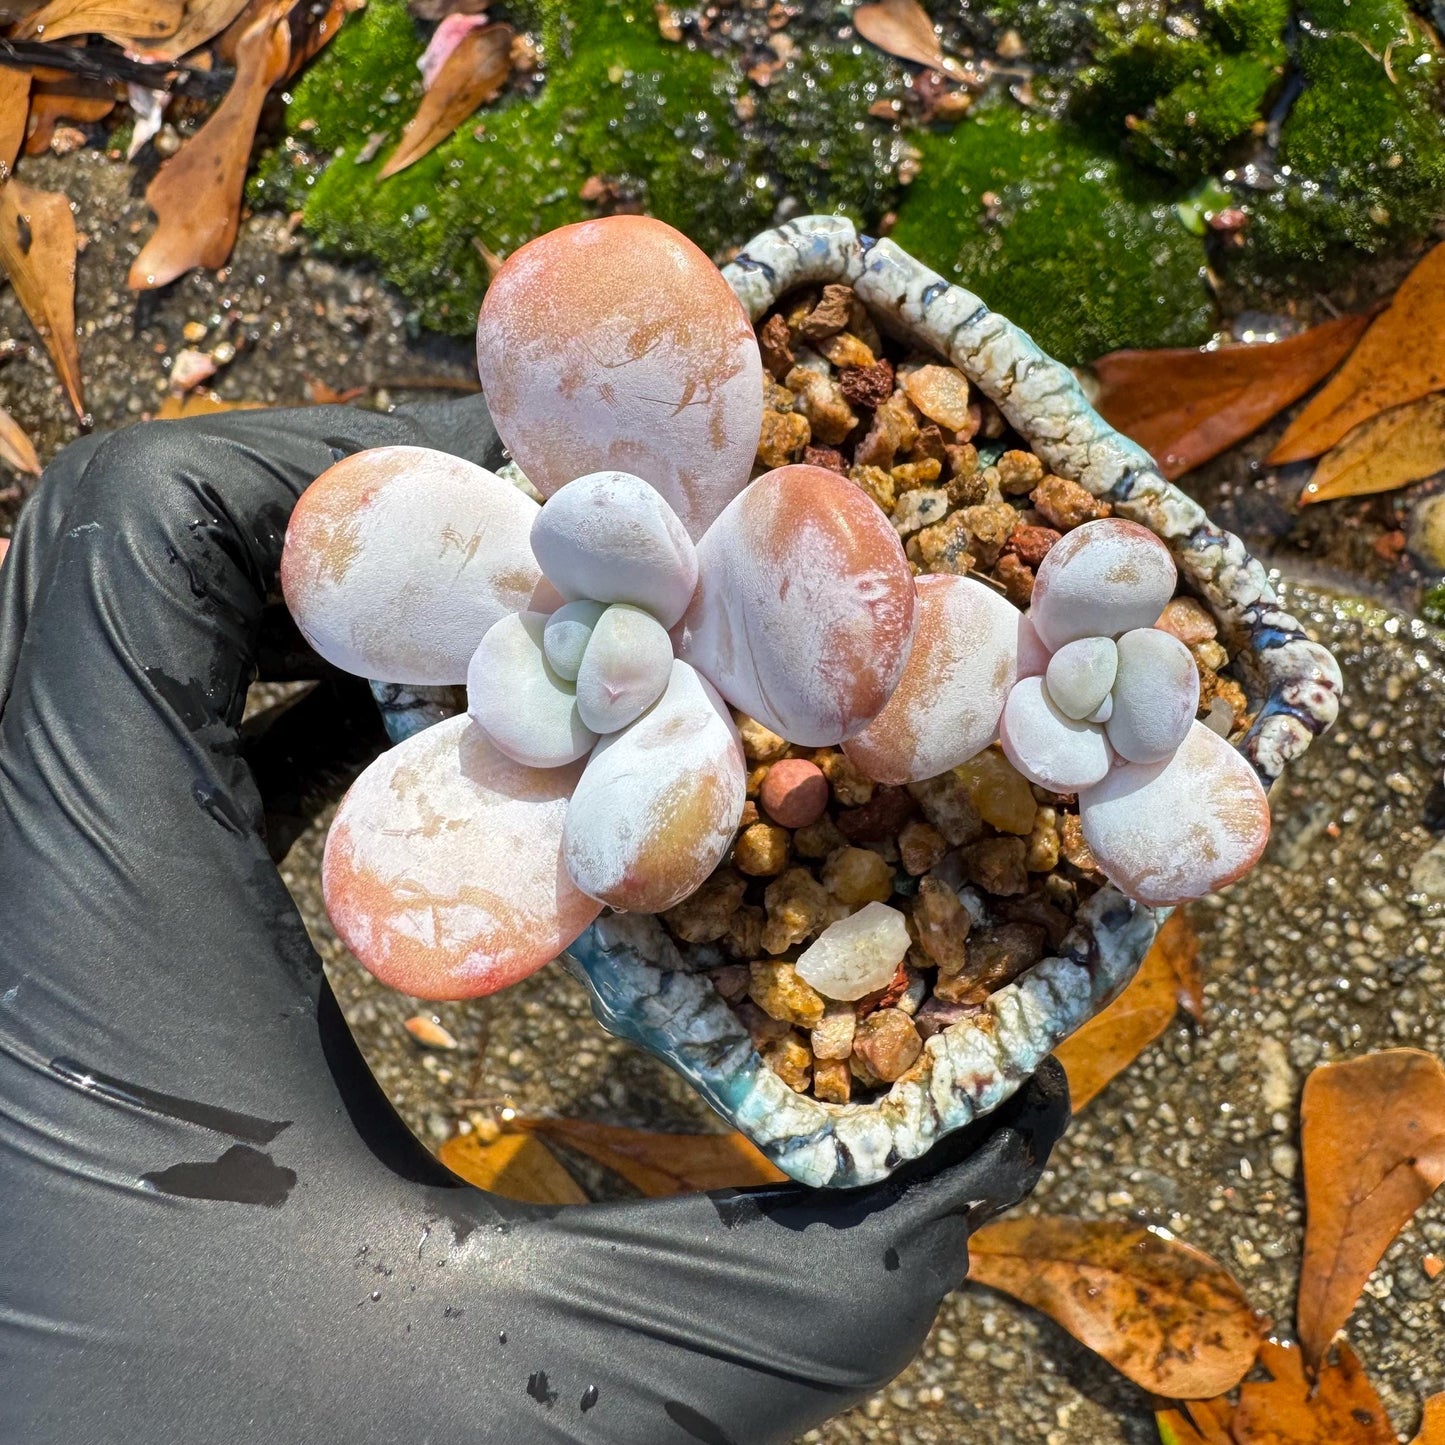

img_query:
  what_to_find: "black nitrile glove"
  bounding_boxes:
[0,399,1068,1445]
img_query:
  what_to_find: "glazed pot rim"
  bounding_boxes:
[554,215,1342,1189]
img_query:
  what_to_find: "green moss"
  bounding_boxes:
[256,0,769,333]
[1249,0,1445,273]
[755,44,903,222]
[1423,582,1445,626]
[887,102,1214,363]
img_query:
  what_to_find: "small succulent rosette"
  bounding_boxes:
[281,214,1340,1188]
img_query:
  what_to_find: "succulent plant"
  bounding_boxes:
[281,214,1270,1007]
[998,518,1270,907]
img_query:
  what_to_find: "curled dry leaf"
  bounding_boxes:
[966,1217,1265,1397]
[140,0,253,59]
[1093,312,1371,481]
[23,78,116,158]
[1233,1339,1394,1445]
[852,0,969,80]
[1300,393,1445,506]
[523,1117,787,1196]
[0,179,85,421]
[0,407,42,477]
[1412,1394,1445,1445]
[128,0,291,290]
[1297,1048,1445,1368]
[402,1014,458,1049]
[379,21,513,178]
[1155,1397,1234,1445]
[287,0,364,77]
[1054,911,1200,1111]
[1270,242,1445,464]
[154,391,264,417]
[14,0,183,41]
[1,71,29,178]
[436,1129,588,1205]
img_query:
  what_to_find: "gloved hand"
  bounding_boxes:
[0,398,1068,1445]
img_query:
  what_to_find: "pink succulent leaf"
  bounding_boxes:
[418,12,490,88]
[562,659,745,912]
[475,216,763,539]
[1105,627,1199,764]
[1031,518,1177,652]
[281,446,544,686]
[999,674,1112,793]
[1044,636,1116,720]
[322,715,600,999]
[530,470,698,627]
[844,574,1021,785]
[676,464,917,747]
[573,604,673,735]
[466,611,596,767]
[1079,720,1270,907]
[1017,612,1051,680]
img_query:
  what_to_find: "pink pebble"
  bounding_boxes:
[760,759,829,828]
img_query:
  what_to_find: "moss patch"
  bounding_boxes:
[888,103,1214,364]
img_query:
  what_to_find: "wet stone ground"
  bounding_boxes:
[4,149,1444,1443]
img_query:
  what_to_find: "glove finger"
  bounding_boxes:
[0,430,108,712]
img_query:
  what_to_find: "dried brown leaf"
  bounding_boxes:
[1093,312,1371,481]
[0,179,84,420]
[1155,1397,1234,1445]
[437,1130,588,1205]
[23,80,117,157]
[853,0,969,78]
[1233,1339,1394,1444]
[378,22,512,178]
[154,391,264,417]
[1054,912,1199,1111]
[1412,1394,1445,1445]
[1299,393,1445,505]
[1270,243,1445,463]
[402,1014,458,1049]
[966,1217,1265,1397]
[140,0,252,59]
[524,1117,787,1196]
[0,406,41,477]
[1297,1049,1445,1368]
[287,0,363,76]
[14,0,182,41]
[306,376,365,404]
[1,71,29,177]
[129,0,290,289]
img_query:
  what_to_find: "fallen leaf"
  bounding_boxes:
[853,0,970,79]
[1054,912,1199,1110]
[1271,243,1445,463]
[1155,1397,1234,1445]
[0,179,85,420]
[966,1217,1265,1397]
[379,21,512,178]
[23,79,117,157]
[1233,1339,1394,1444]
[437,1130,588,1205]
[1299,394,1445,505]
[154,390,263,417]
[306,376,366,404]
[419,11,490,86]
[0,407,41,477]
[1413,1395,1445,1445]
[1297,1048,1445,1368]
[129,0,290,289]
[522,1117,787,1196]
[287,0,363,75]
[403,1014,458,1049]
[140,0,253,59]
[1,70,29,178]
[14,0,183,42]
[1093,312,1371,480]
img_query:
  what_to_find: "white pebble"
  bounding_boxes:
[796,902,911,1001]
[1106,627,1199,764]
[530,470,699,627]
[467,611,597,767]
[574,604,674,735]
[1031,518,1177,651]
[543,600,605,682]
[1045,636,1117,720]
[1000,674,1112,793]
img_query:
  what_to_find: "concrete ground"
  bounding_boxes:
[3,148,1443,1443]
